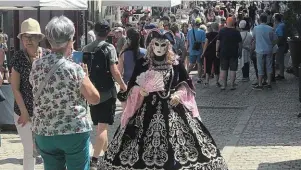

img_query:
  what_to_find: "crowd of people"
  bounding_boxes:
[0,1,291,170]
[106,1,288,90]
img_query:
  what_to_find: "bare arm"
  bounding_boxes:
[118,53,124,75]
[216,40,220,52]
[80,75,100,105]
[0,48,4,67]
[216,40,220,57]
[11,68,28,115]
[110,64,127,91]
[0,72,3,86]
[201,38,208,56]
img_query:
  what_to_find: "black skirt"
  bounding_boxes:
[102,93,228,170]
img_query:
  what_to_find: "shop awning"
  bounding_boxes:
[0,0,88,10]
[101,0,181,7]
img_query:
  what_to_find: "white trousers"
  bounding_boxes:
[14,114,35,170]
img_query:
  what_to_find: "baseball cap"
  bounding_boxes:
[94,20,110,32]
[145,24,157,30]
[195,18,202,25]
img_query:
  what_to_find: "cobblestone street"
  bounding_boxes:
[1,69,301,170]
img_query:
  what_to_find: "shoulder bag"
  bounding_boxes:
[192,29,202,51]
[203,34,219,54]
[32,58,65,158]
[239,32,248,58]
[34,59,65,101]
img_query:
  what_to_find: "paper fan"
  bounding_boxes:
[136,70,164,93]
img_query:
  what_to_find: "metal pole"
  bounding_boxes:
[37,6,41,23]
[37,6,41,46]
[13,10,20,51]
[85,10,88,45]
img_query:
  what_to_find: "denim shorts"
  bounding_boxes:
[189,55,202,64]
[256,53,273,76]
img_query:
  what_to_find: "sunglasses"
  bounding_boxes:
[22,35,40,41]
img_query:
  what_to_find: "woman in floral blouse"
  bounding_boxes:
[29,16,100,170]
[10,18,47,170]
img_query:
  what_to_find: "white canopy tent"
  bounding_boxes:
[0,0,88,50]
[0,0,88,10]
[101,0,181,7]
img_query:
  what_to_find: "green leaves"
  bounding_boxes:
[284,2,301,38]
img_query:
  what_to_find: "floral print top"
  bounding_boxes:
[29,53,92,136]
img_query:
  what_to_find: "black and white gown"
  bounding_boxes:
[102,57,228,170]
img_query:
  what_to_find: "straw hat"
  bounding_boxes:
[17,18,45,40]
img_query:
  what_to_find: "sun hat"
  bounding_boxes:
[17,18,45,40]
[113,27,124,32]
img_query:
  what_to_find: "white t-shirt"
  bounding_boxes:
[240,31,253,65]
[240,31,253,50]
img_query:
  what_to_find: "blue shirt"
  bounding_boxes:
[123,48,146,83]
[275,22,285,37]
[173,31,186,54]
[187,28,206,55]
[253,23,276,54]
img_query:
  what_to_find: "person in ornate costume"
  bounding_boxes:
[102,29,228,170]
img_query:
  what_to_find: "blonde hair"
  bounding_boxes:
[200,24,207,32]
[158,21,164,30]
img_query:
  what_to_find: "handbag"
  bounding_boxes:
[117,90,128,102]
[192,29,202,51]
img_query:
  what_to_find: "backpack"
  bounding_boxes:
[89,42,115,92]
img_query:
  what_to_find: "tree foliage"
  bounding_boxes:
[283,2,301,39]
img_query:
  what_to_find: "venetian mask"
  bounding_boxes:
[152,38,169,56]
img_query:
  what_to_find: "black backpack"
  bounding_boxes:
[88,42,115,92]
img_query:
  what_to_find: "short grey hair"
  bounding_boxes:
[45,16,75,48]
[206,22,213,32]
[210,22,219,32]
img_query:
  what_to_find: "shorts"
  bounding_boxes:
[90,98,116,125]
[220,57,238,71]
[256,53,273,76]
[189,55,202,64]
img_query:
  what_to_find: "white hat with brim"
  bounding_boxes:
[113,27,124,32]
[17,18,45,41]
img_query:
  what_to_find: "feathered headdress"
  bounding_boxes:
[145,29,175,48]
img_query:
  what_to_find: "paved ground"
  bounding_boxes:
[1,65,301,170]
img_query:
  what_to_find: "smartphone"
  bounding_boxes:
[72,51,84,64]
